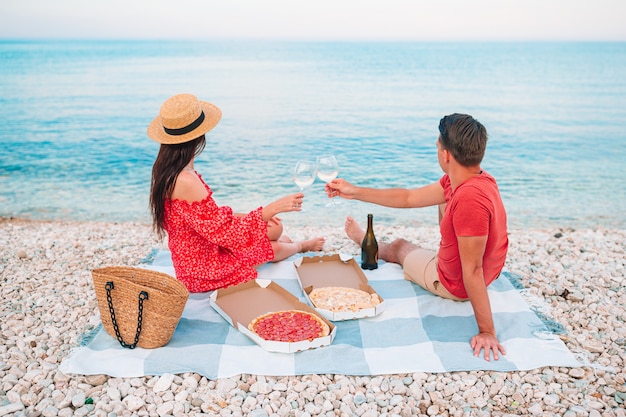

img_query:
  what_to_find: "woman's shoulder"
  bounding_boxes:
[171,170,210,203]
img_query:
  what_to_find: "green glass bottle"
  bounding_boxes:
[361,214,378,270]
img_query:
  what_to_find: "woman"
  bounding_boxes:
[148,93,324,292]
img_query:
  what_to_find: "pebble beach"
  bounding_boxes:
[0,217,624,417]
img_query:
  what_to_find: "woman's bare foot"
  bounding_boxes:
[299,237,325,252]
[345,216,365,245]
[271,237,324,262]
[278,235,293,243]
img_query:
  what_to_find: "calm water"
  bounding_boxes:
[1,40,625,230]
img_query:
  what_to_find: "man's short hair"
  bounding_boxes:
[438,113,488,167]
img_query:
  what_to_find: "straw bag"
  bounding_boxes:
[92,266,189,349]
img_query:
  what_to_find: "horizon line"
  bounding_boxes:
[2,37,626,43]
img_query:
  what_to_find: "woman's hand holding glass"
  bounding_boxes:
[292,160,316,211]
[262,192,304,221]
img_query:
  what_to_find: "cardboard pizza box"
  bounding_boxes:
[210,279,336,353]
[294,253,386,321]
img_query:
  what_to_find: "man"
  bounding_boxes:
[326,113,509,361]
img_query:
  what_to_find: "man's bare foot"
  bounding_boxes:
[299,237,325,252]
[345,216,365,245]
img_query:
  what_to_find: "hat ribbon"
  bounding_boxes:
[164,111,205,136]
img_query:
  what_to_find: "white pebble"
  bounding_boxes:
[41,406,59,417]
[568,368,586,378]
[156,402,174,416]
[71,392,85,408]
[528,403,544,415]
[248,409,269,417]
[122,395,145,412]
[543,393,559,406]
[0,402,25,416]
[586,400,604,410]
[250,382,272,394]
[5,391,20,404]
[216,378,238,394]
[354,392,366,404]
[273,382,288,391]
[153,373,175,393]
[107,387,121,401]
[174,389,188,402]
[427,405,440,415]
[182,376,199,391]
[581,339,604,353]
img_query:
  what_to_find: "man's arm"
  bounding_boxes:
[457,235,506,361]
[326,179,445,209]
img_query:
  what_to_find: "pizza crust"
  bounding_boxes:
[248,309,330,342]
[309,286,381,312]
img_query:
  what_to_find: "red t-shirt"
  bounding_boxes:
[437,172,508,299]
[164,174,274,292]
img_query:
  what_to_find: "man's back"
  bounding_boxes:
[437,171,508,299]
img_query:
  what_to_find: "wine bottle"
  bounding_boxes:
[361,214,378,270]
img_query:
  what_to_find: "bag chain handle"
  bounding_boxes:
[105,281,149,349]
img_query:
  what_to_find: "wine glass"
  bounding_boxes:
[316,154,341,207]
[293,160,316,211]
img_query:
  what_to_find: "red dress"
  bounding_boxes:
[164,174,274,292]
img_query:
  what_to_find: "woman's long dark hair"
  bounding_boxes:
[150,135,206,240]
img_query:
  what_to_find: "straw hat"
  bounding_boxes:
[147,94,222,144]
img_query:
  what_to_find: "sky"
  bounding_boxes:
[1,0,625,41]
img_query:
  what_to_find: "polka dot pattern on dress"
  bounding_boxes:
[164,174,274,292]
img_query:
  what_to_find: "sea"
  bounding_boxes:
[1,40,625,230]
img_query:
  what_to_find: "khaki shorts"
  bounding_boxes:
[403,249,465,301]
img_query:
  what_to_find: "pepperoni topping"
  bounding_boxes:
[249,310,327,342]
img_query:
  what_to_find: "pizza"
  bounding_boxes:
[248,310,330,342]
[309,286,381,312]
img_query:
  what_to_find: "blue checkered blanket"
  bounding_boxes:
[60,251,580,379]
